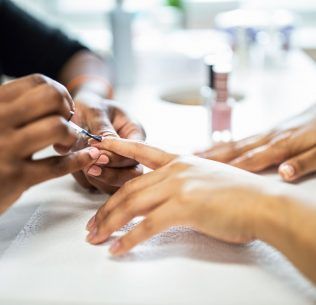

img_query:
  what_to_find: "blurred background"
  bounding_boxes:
[9,0,316,146]
[10,0,316,59]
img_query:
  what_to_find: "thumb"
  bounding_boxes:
[28,147,101,185]
[278,146,316,182]
[91,138,177,169]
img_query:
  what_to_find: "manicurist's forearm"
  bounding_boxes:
[58,50,112,99]
[254,190,316,283]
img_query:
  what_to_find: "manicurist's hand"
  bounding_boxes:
[86,137,276,255]
[196,104,316,182]
[68,91,145,194]
[0,75,101,213]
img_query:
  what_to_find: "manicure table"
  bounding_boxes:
[0,46,316,305]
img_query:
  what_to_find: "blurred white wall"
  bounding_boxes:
[10,0,316,55]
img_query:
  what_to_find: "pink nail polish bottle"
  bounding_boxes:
[203,63,234,143]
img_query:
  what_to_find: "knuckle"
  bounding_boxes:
[169,159,185,171]
[45,83,64,103]
[269,136,290,160]
[29,73,48,86]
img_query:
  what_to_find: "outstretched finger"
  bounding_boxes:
[92,137,177,170]
[87,179,172,244]
[108,203,180,256]
[195,132,273,163]
[87,167,168,231]
[279,146,316,182]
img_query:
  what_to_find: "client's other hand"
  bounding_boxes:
[196,104,316,182]
[0,75,100,213]
[86,138,274,256]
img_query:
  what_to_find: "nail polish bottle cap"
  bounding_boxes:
[204,54,217,89]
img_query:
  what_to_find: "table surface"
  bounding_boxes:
[0,48,316,305]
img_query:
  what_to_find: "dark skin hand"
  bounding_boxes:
[0,74,101,214]
[70,93,145,194]
[58,51,145,194]
[196,104,316,182]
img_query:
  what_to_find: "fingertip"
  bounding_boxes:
[109,239,123,256]
[86,227,98,243]
[88,147,101,160]
[86,215,96,231]
[87,165,102,177]
[279,163,296,181]
[96,154,110,165]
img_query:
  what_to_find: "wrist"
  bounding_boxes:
[73,87,105,104]
[67,75,113,100]
[252,186,295,247]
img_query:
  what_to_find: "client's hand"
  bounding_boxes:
[66,92,145,194]
[196,104,316,182]
[86,138,275,256]
[0,75,101,213]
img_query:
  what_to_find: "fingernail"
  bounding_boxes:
[96,155,109,165]
[86,215,96,231]
[88,138,100,145]
[86,227,98,243]
[280,163,295,179]
[87,165,102,177]
[88,147,100,159]
[109,239,122,255]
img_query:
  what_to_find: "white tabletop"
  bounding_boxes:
[0,48,316,305]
